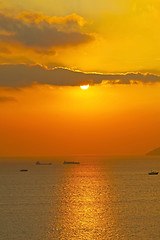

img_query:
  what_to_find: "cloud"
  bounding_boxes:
[0,12,92,48]
[0,64,160,88]
[0,95,16,103]
[18,12,86,27]
[0,47,11,54]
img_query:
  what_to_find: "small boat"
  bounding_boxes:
[20,169,28,172]
[148,171,159,175]
[63,161,80,164]
[36,161,52,165]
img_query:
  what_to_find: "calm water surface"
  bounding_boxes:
[0,156,160,240]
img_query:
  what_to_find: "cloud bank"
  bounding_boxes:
[0,95,16,102]
[0,64,160,88]
[0,12,92,48]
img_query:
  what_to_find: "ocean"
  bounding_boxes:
[0,156,160,240]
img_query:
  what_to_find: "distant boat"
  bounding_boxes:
[36,161,52,165]
[148,170,159,175]
[20,169,28,172]
[63,161,80,164]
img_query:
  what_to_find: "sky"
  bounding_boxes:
[0,0,160,156]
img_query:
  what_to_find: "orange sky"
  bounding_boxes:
[0,0,160,156]
[0,84,160,156]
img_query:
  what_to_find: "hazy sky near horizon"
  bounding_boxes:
[0,0,160,156]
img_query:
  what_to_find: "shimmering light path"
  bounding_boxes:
[0,156,160,240]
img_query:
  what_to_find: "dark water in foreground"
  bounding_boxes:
[0,156,160,240]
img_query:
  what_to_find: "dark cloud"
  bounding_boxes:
[0,47,11,54]
[0,13,92,47]
[0,95,16,103]
[0,64,160,88]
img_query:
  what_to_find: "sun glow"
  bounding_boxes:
[80,84,89,90]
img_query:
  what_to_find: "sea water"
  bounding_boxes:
[0,156,160,240]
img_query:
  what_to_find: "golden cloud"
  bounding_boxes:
[17,12,86,27]
[0,64,160,88]
[0,12,92,48]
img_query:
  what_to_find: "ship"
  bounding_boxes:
[36,161,52,165]
[148,170,159,175]
[63,161,80,164]
[20,169,28,172]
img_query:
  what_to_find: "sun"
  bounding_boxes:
[80,84,89,90]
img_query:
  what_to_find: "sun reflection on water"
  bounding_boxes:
[48,161,120,239]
